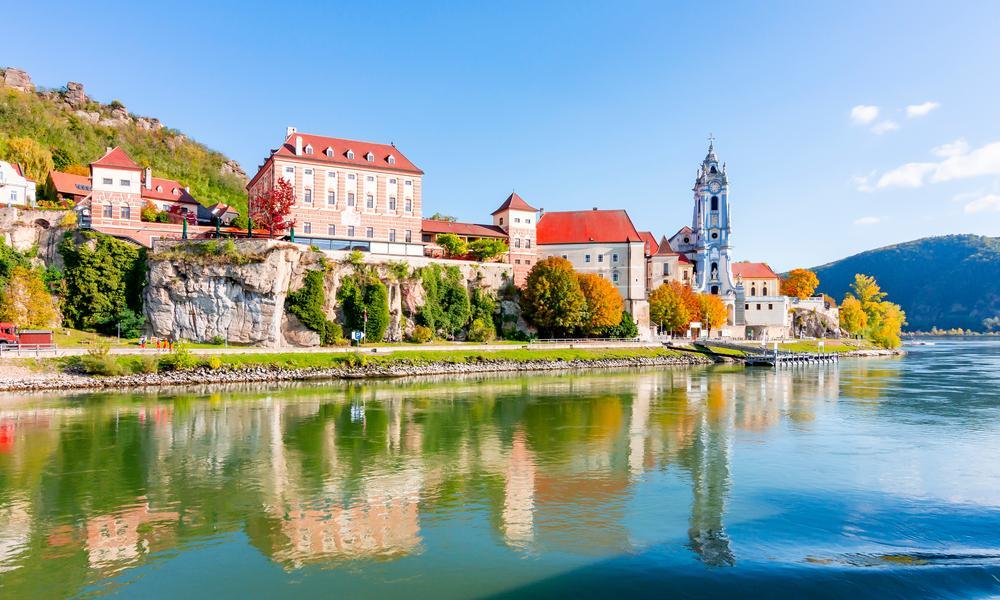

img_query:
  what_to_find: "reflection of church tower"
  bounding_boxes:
[691,139,738,300]
[685,380,734,567]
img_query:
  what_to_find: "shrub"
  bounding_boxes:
[96,308,146,339]
[59,231,146,330]
[409,325,433,343]
[60,211,77,228]
[80,343,123,376]
[418,265,470,339]
[337,274,389,342]
[205,355,223,370]
[287,270,343,345]
[134,355,159,374]
[468,238,508,262]
[159,341,198,371]
[208,335,225,346]
[344,352,368,368]
[467,318,496,342]
[436,233,467,257]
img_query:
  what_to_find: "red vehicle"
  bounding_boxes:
[0,323,54,347]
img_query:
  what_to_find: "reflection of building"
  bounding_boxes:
[86,500,178,568]
[501,430,536,548]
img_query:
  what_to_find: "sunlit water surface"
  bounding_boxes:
[1,340,999,598]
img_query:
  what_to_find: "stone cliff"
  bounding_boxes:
[144,239,516,347]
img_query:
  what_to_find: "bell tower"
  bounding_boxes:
[691,137,737,298]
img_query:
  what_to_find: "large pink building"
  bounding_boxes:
[246,128,425,256]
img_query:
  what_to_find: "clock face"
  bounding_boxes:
[708,180,722,194]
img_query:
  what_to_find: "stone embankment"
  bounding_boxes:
[0,354,711,393]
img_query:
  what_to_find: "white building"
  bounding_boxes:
[0,161,36,207]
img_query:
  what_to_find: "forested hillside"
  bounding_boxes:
[0,67,247,214]
[810,235,1000,331]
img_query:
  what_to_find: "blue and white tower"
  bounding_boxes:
[690,138,738,299]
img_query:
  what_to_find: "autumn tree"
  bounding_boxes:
[468,238,508,262]
[780,268,820,299]
[577,273,624,335]
[63,164,91,176]
[697,293,728,335]
[649,283,690,335]
[251,177,296,237]
[839,294,867,337]
[671,281,701,326]
[0,266,58,327]
[1,136,54,184]
[521,257,586,336]
[846,274,906,348]
[435,233,467,257]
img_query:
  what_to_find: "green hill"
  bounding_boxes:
[0,67,247,215]
[809,235,1000,332]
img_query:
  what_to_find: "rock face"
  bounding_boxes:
[64,82,87,108]
[791,308,840,338]
[0,207,72,267]
[143,239,518,348]
[220,159,247,181]
[1,68,34,92]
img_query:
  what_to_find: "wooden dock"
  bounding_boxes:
[744,350,839,367]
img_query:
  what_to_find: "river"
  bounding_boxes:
[0,340,998,598]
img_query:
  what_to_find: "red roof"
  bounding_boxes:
[638,231,659,256]
[654,235,692,262]
[272,133,422,174]
[422,219,506,238]
[91,146,142,171]
[491,192,537,215]
[142,177,198,204]
[48,171,91,197]
[536,209,642,245]
[732,261,779,279]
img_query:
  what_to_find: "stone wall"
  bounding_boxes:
[0,207,74,267]
[143,240,517,347]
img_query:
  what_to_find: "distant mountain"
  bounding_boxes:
[808,235,1000,331]
[0,66,247,214]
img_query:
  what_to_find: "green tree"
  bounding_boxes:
[599,311,639,338]
[649,283,690,334]
[0,239,31,285]
[337,274,389,342]
[521,257,585,336]
[435,233,467,257]
[468,238,509,262]
[287,270,341,345]
[418,265,472,339]
[58,231,146,330]
[96,308,146,338]
[470,288,497,339]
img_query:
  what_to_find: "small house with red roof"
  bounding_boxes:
[0,160,36,206]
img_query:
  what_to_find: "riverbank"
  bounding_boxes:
[0,348,713,392]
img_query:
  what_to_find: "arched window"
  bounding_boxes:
[763,285,768,296]
[711,285,719,295]
[751,285,757,296]
[711,196,719,211]
[710,165,717,174]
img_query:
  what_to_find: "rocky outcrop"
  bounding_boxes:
[0,207,73,267]
[791,308,840,338]
[220,159,246,181]
[1,68,34,92]
[64,81,87,108]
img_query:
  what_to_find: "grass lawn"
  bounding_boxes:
[698,345,748,357]
[53,328,133,348]
[776,339,878,353]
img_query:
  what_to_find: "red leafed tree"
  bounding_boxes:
[251,177,296,237]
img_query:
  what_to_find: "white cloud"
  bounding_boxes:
[853,216,883,226]
[851,173,875,193]
[876,140,1000,189]
[932,138,969,158]
[871,120,899,135]
[850,105,880,125]
[962,193,1000,214]
[906,101,940,118]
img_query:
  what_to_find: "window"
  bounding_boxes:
[156,185,162,192]
[102,178,113,185]
[405,180,412,187]
[525,260,531,265]
[367,175,374,182]
[348,173,356,180]
[389,178,397,185]
[514,217,521,223]
[561,254,568,259]
[366,227,374,238]
[346,150,355,159]
[404,230,412,243]
[515,238,521,248]
[405,198,412,212]
[710,165,717,174]
[347,226,355,237]
[388,155,396,165]
[499,217,504,225]
[763,285,769,295]
[284,166,294,179]
[515,259,521,265]
[757,303,762,310]
[612,272,620,283]
[103,205,113,218]
[598,254,604,263]
[366,194,374,209]
[304,144,313,154]
[745,304,749,310]
[711,196,719,211]
[389,229,396,242]
[327,191,336,206]
[304,168,313,176]
[120,179,130,186]
[768,303,773,310]
[328,224,336,236]
[304,189,313,204]
[303,222,312,234]
[121,205,131,220]
[525,239,531,248]
[683,237,690,244]
[325,148,333,157]
[525,219,531,224]
[751,286,757,296]
[389,196,397,211]
[365,152,374,162]
[347,193,356,207]
[662,263,669,276]
[328,171,336,180]
[612,253,619,263]
[585,254,591,263]
[711,232,719,239]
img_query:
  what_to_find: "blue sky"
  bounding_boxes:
[6,1,1000,269]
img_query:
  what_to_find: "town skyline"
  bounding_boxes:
[5,1,1000,270]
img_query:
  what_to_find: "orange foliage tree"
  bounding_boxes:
[697,293,728,335]
[649,283,690,334]
[670,281,701,325]
[576,273,624,334]
[780,268,820,299]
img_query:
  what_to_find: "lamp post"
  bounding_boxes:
[362,309,368,347]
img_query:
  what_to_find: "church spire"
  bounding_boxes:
[705,133,717,162]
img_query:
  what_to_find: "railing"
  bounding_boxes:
[0,343,58,357]
[530,337,642,344]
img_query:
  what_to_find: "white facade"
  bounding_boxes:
[538,239,648,322]
[0,161,37,206]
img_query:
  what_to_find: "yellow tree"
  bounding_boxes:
[649,283,690,334]
[839,294,867,337]
[780,268,820,299]
[670,281,701,327]
[0,266,59,328]
[1,137,54,183]
[577,273,623,334]
[697,294,728,336]
[870,302,906,349]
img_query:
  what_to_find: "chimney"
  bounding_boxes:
[285,126,297,138]
[592,207,598,211]
[185,186,190,193]
[295,136,303,156]
[144,167,152,189]
[106,146,113,154]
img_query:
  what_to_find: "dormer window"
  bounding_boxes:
[305,144,314,155]
[365,152,374,162]
[387,154,396,165]
[172,188,179,195]
[156,185,162,192]
[346,149,355,159]
[324,147,334,157]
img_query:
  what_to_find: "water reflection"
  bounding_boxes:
[1,346,997,597]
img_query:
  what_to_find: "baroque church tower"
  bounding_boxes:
[690,139,738,298]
